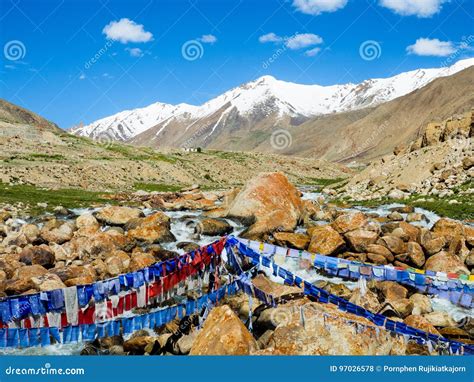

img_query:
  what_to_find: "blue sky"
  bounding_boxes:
[1,0,473,129]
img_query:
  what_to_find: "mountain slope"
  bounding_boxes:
[278,65,474,162]
[0,99,60,132]
[72,58,474,145]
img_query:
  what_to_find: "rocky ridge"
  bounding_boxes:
[340,110,473,201]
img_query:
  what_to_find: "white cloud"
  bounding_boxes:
[103,18,153,43]
[126,47,144,57]
[79,73,86,80]
[305,47,321,56]
[259,32,283,43]
[379,0,448,17]
[285,33,323,50]
[199,34,217,44]
[293,0,348,15]
[406,38,455,56]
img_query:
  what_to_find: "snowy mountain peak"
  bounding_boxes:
[71,58,474,142]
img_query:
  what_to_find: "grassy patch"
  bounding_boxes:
[133,182,182,193]
[102,144,178,163]
[0,182,114,215]
[27,153,66,161]
[303,177,348,190]
[337,189,473,222]
[204,150,248,163]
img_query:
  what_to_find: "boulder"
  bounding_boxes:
[105,250,130,276]
[388,189,408,200]
[447,236,470,262]
[31,273,66,291]
[378,236,407,255]
[226,172,303,237]
[344,229,378,252]
[404,315,440,335]
[432,218,465,242]
[398,222,420,243]
[190,305,257,355]
[308,225,345,256]
[95,206,144,226]
[5,265,48,294]
[409,294,432,315]
[423,311,456,328]
[76,213,100,230]
[422,237,446,255]
[127,212,175,244]
[252,274,301,297]
[407,242,425,268]
[390,298,413,318]
[40,220,75,244]
[387,212,403,222]
[129,252,156,272]
[176,242,200,253]
[331,212,367,234]
[273,232,310,250]
[349,288,380,313]
[57,265,96,286]
[424,251,469,275]
[123,336,156,354]
[462,157,474,170]
[406,213,425,223]
[366,244,394,262]
[196,218,233,236]
[379,281,408,301]
[19,245,55,269]
[367,253,387,265]
[390,206,415,214]
[20,224,40,243]
[255,301,406,355]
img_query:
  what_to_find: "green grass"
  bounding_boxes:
[336,181,473,221]
[102,143,178,163]
[27,153,66,161]
[0,182,115,215]
[133,182,183,193]
[204,150,248,163]
[302,177,348,191]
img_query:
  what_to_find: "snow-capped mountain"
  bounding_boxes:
[71,58,474,143]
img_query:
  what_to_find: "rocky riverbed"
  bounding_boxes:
[0,172,473,355]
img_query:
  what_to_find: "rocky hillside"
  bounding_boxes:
[340,110,473,201]
[0,99,60,132]
[0,100,349,196]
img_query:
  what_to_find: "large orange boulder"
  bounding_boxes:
[226,172,303,237]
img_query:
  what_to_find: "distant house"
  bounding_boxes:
[182,147,200,152]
